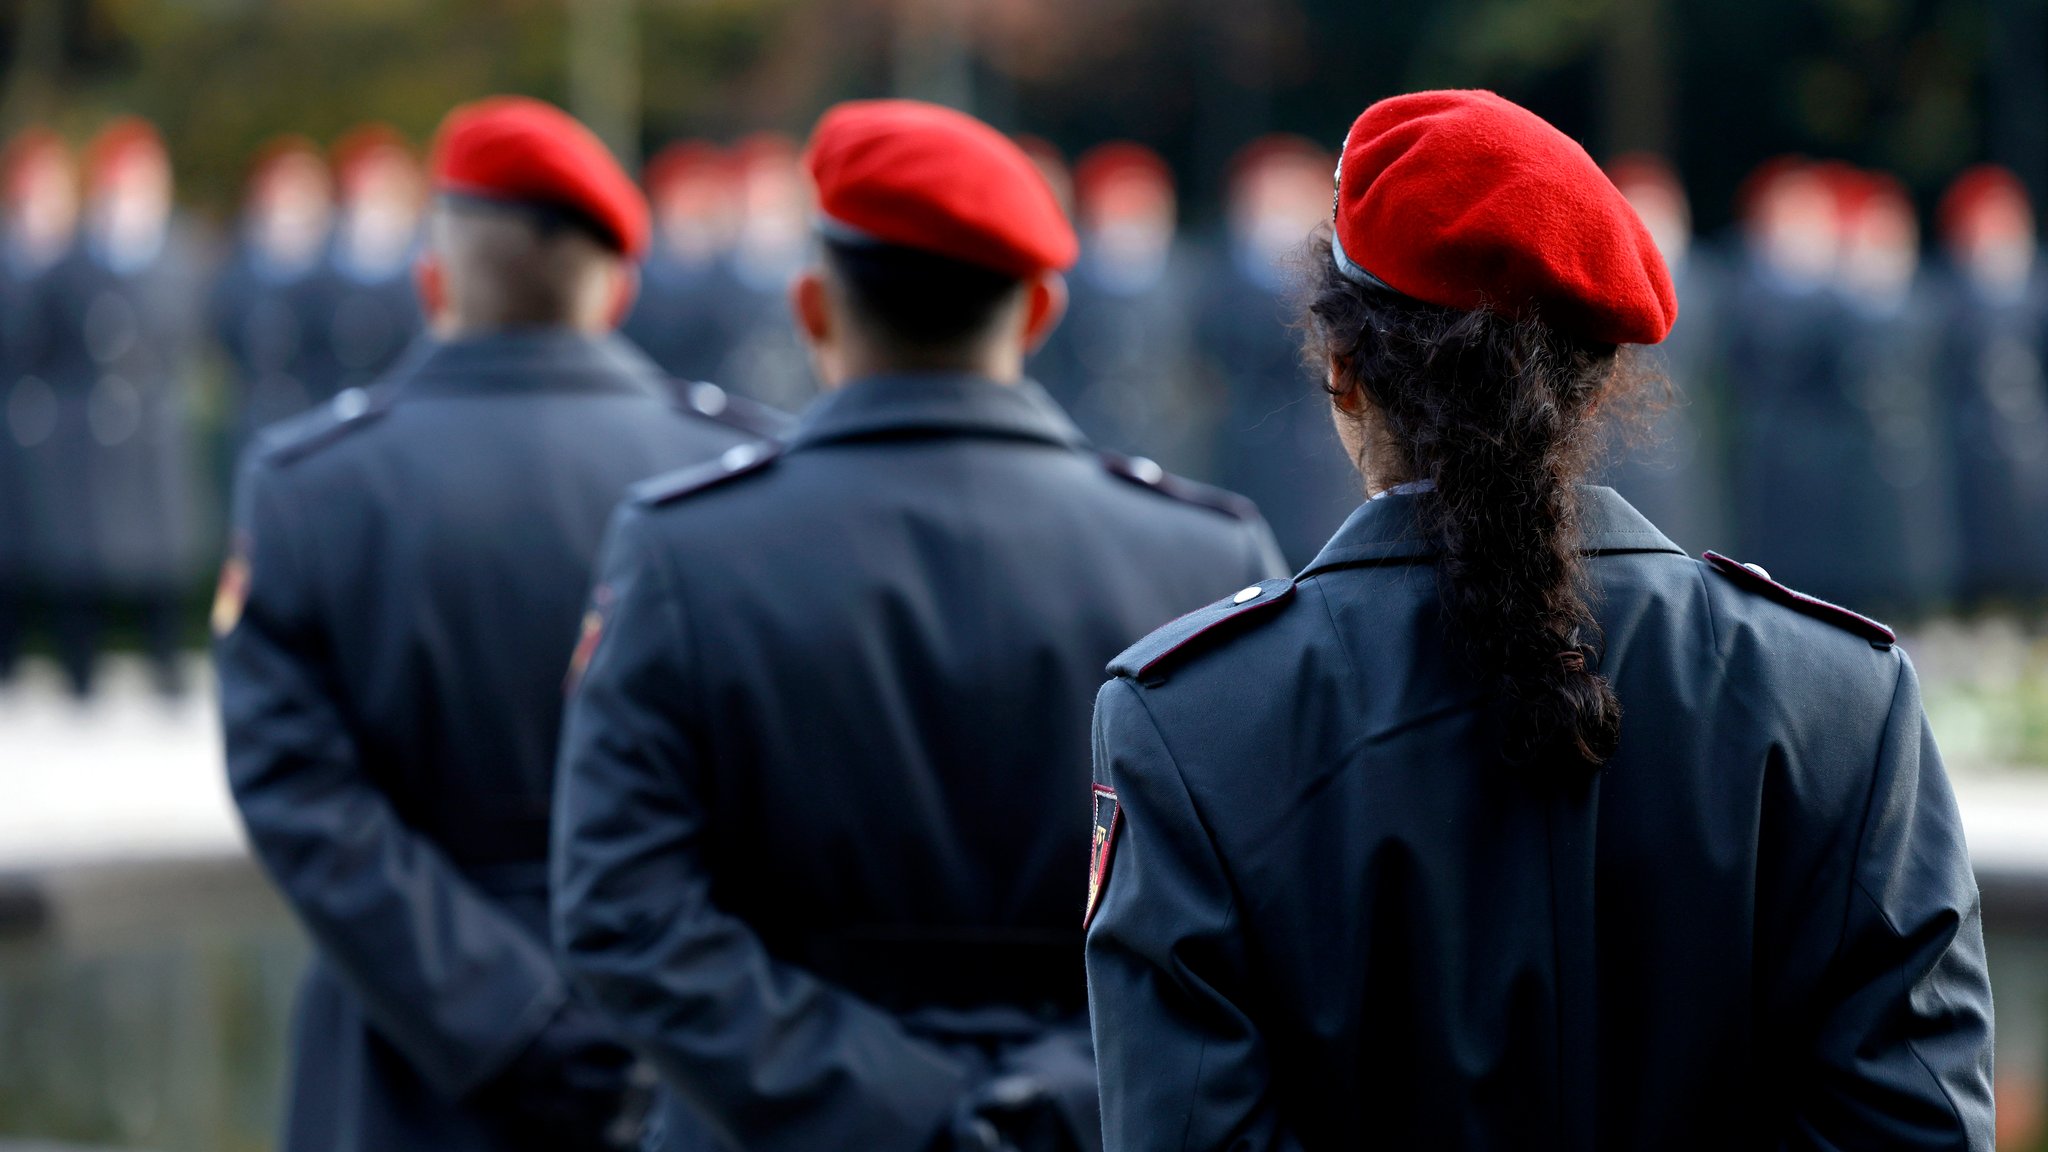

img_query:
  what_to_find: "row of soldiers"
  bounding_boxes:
[7,117,2048,699]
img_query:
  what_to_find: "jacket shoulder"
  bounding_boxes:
[665,379,797,439]
[631,440,783,508]
[254,386,394,467]
[1109,577,1297,683]
[1099,451,1260,521]
[1701,551,1896,650]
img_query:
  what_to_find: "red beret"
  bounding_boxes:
[430,96,648,258]
[84,118,166,195]
[1332,90,1676,346]
[1075,142,1174,203]
[1940,164,2032,245]
[2,128,69,199]
[805,99,1077,278]
[644,140,727,198]
[332,124,413,193]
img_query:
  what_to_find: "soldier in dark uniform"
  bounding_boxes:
[319,124,425,399]
[1935,165,2048,606]
[1087,91,1993,1151]
[551,99,1284,1152]
[1050,143,1210,476]
[1599,154,1728,556]
[1202,135,1359,568]
[1720,158,1866,607]
[215,97,776,1152]
[713,133,815,412]
[0,128,76,682]
[25,118,205,696]
[210,136,339,440]
[1825,170,1954,612]
[621,140,746,383]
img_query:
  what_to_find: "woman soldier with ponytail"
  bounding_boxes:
[1084,92,1993,1151]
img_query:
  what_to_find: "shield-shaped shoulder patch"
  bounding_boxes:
[1085,783,1121,929]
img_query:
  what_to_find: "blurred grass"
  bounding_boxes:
[1911,616,2048,774]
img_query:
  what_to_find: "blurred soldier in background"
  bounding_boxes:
[1052,143,1209,474]
[716,132,813,411]
[552,98,1284,1152]
[1201,135,1357,567]
[210,136,338,440]
[1601,154,1727,556]
[1722,158,1859,605]
[24,118,203,697]
[1829,170,1954,610]
[621,140,743,384]
[320,124,425,399]
[0,128,76,683]
[1937,164,2048,607]
[216,96,772,1152]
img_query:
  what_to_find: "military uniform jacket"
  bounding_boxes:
[552,373,1285,1152]
[1086,486,1994,1151]
[216,331,767,1152]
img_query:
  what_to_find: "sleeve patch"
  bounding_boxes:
[210,537,250,639]
[1085,783,1122,929]
[564,582,614,695]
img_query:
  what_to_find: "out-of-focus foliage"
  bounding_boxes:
[0,0,2027,227]
[1916,618,2048,773]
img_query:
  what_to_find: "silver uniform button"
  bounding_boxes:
[1232,585,1262,605]
[721,443,760,471]
[333,387,370,420]
[1743,562,1772,581]
[690,381,729,415]
[1129,456,1164,485]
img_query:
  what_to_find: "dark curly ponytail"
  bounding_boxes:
[1300,232,1662,770]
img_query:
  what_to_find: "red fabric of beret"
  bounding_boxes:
[806,99,1077,278]
[1333,90,1676,345]
[430,96,648,258]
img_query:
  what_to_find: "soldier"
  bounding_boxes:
[1598,154,1728,557]
[1086,90,1992,1151]
[1202,135,1359,567]
[1827,169,1954,611]
[715,132,814,411]
[621,140,744,384]
[215,96,775,1152]
[27,118,204,696]
[1936,164,2048,605]
[1051,143,1209,474]
[551,99,1284,1152]
[319,124,426,399]
[210,135,339,439]
[1720,157,1855,604]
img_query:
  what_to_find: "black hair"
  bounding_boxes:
[1299,230,1664,771]
[822,237,1025,355]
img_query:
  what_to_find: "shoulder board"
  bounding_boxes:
[633,440,783,507]
[1703,551,1895,650]
[258,386,393,466]
[1100,452,1259,521]
[1109,577,1296,683]
[668,379,798,439]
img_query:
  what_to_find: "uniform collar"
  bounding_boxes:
[1299,484,1686,577]
[398,330,669,398]
[789,373,1087,451]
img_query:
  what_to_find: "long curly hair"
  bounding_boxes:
[1298,231,1665,770]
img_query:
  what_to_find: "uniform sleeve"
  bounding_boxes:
[216,461,568,1097]
[1785,654,1995,1151]
[1085,678,1307,1152]
[551,508,974,1152]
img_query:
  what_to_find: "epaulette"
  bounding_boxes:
[258,386,394,466]
[1109,577,1296,683]
[1703,551,1895,650]
[668,379,798,440]
[632,440,783,507]
[1100,452,1259,521]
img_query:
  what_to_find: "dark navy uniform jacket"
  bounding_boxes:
[1087,486,1994,1151]
[552,373,1285,1152]
[217,331,770,1152]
